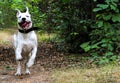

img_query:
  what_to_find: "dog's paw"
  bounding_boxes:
[16,55,23,61]
[25,70,31,75]
[15,72,21,76]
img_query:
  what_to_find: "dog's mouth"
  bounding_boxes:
[18,21,31,29]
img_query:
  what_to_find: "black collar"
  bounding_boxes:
[18,27,39,34]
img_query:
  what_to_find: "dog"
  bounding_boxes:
[13,7,37,75]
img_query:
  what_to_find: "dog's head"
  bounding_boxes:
[16,7,32,30]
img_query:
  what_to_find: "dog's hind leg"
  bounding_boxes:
[15,61,21,76]
[27,46,37,68]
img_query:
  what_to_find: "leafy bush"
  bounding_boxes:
[39,0,93,53]
[0,1,15,28]
[80,0,120,64]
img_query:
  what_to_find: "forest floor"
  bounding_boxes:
[0,29,120,83]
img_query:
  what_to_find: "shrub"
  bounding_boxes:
[80,0,120,64]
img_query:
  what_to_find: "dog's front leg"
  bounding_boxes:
[15,45,23,60]
[25,52,32,75]
[15,61,21,76]
[15,45,23,75]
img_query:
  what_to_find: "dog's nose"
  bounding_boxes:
[22,18,26,21]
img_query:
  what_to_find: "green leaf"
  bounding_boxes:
[84,46,91,52]
[105,0,118,4]
[97,4,109,9]
[93,8,102,12]
[105,0,111,4]
[99,58,109,64]
[91,44,99,49]
[96,14,100,18]
[101,44,107,47]
[105,52,113,56]
[110,5,116,10]
[70,32,79,36]
[110,56,117,60]
[97,21,103,27]
[108,44,114,51]
[111,2,117,7]
[80,42,91,52]
[39,14,46,18]
[80,20,86,23]
[80,42,89,48]
[103,15,111,21]
[101,39,108,43]
[112,14,120,22]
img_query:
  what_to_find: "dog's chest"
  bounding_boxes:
[19,33,36,52]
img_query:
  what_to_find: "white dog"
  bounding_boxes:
[13,7,37,75]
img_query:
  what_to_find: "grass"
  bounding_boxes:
[37,32,57,42]
[51,64,120,83]
[0,28,14,45]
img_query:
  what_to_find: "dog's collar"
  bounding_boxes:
[18,27,39,34]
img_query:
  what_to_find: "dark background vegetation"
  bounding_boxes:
[0,0,120,65]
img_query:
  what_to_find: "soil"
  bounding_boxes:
[0,43,65,83]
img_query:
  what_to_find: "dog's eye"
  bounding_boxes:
[18,16,21,18]
[26,15,29,17]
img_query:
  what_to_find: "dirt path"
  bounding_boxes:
[0,64,53,83]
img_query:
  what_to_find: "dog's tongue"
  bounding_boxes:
[21,22,30,29]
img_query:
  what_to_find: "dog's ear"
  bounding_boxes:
[26,7,29,13]
[15,9,21,16]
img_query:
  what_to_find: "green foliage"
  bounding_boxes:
[81,0,119,64]
[0,1,15,28]
[40,0,93,52]
[80,42,100,52]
